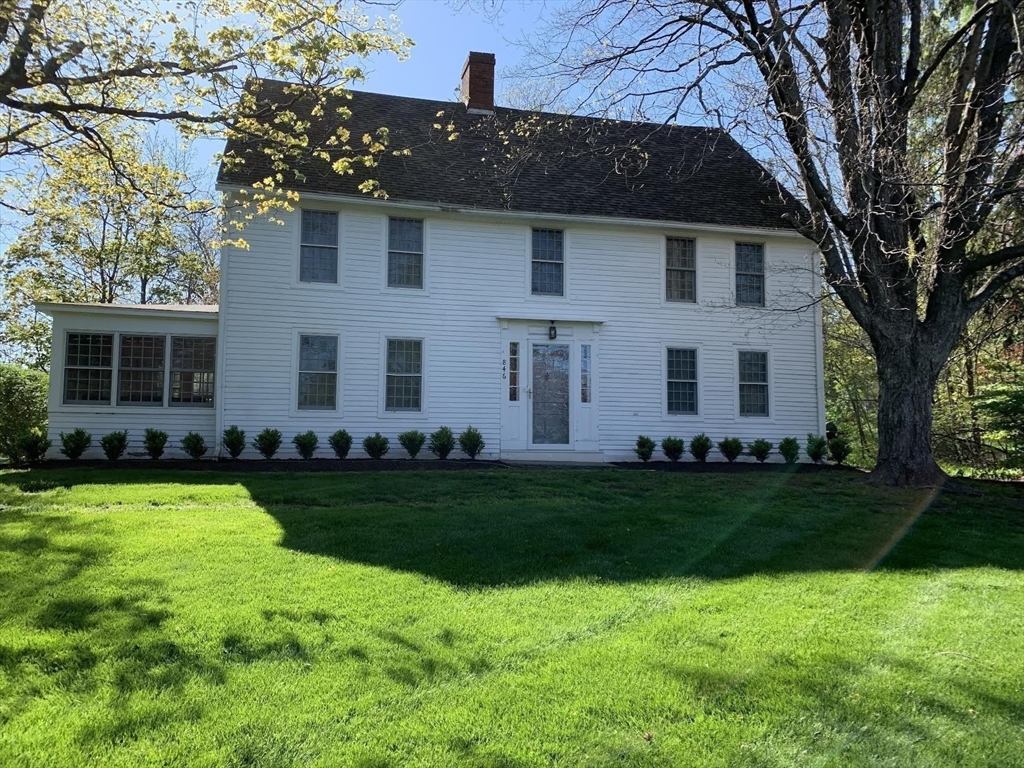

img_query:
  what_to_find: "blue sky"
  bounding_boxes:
[189,0,543,186]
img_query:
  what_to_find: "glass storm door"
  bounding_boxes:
[531,343,571,445]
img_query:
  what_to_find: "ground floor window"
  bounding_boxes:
[171,337,216,406]
[63,332,216,407]
[667,347,697,415]
[64,333,113,404]
[385,338,422,411]
[580,344,592,403]
[298,335,338,410]
[118,335,166,405]
[739,350,769,416]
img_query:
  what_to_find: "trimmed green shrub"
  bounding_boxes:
[181,431,208,459]
[429,426,456,459]
[779,436,800,464]
[100,430,129,461]
[328,429,353,459]
[661,436,685,462]
[253,428,283,459]
[398,429,426,459]
[222,425,246,459]
[748,438,773,463]
[718,437,743,462]
[59,428,92,460]
[635,435,656,463]
[0,364,48,461]
[18,431,51,463]
[143,428,168,459]
[828,436,852,465]
[362,432,390,460]
[689,433,712,462]
[806,433,828,463]
[292,431,318,460]
[459,426,485,459]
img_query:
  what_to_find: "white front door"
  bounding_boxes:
[529,342,572,447]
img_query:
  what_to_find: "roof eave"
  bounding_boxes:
[34,302,219,320]
[216,183,810,240]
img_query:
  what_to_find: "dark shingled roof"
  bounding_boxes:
[218,80,805,232]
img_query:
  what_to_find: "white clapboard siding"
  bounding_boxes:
[45,310,218,459]
[216,200,823,461]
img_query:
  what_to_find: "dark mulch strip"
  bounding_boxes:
[611,461,863,474]
[21,458,503,473]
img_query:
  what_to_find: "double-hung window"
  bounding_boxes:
[299,210,339,283]
[171,337,215,406]
[736,243,765,306]
[666,237,696,302]
[63,333,113,404]
[738,351,769,416]
[531,229,564,296]
[388,218,424,288]
[118,335,165,405]
[298,335,338,410]
[667,348,698,415]
[385,339,422,411]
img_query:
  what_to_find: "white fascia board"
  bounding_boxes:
[34,303,219,321]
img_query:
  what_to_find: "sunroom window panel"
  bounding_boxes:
[171,337,215,406]
[63,367,112,403]
[118,335,165,405]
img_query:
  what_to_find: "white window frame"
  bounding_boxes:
[116,334,167,407]
[736,348,772,419]
[62,331,115,406]
[383,216,427,292]
[527,227,568,300]
[735,241,767,307]
[378,334,428,419]
[662,343,701,418]
[292,331,342,414]
[169,335,217,408]
[663,236,698,304]
[295,208,341,287]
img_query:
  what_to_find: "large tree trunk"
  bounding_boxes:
[870,343,946,486]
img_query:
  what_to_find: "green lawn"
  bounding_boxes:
[1,467,1022,767]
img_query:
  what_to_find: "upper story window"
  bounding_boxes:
[666,237,696,302]
[118,335,165,405]
[298,335,338,410]
[64,333,113,404]
[667,347,697,415]
[385,338,422,411]
[531,228,564,296]
[171,337,215,407]
[300,210,339,284]
[736,242,765,306]
[388,217,424,289]
[739,351,769,416]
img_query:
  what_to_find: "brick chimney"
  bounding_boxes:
[461,51,496,114]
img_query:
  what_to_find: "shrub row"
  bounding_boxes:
[54,425,487,461]
[635,433,852,465]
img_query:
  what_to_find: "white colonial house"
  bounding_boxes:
[40,53,824,462]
